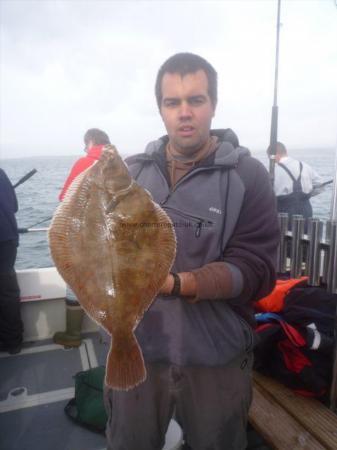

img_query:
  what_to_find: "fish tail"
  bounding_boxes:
[105,332,146,390]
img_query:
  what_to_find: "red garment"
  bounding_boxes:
[59,145,104,201]
[255,277,308,313]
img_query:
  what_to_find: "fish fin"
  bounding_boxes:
[105,332,146,391]
[152,203,176,284]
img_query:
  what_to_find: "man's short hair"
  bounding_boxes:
[84,128,110,146]
[155,52,218,109]
[267,141,287,156]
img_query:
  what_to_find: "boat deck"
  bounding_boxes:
[0,331,270,450]
[0,332,108,450]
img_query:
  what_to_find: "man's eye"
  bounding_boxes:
[189,97,205,106]
[163,100,179,108]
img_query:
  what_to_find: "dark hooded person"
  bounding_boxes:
[0,168,23,354]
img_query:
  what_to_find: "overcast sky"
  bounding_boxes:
[1,0,337,159]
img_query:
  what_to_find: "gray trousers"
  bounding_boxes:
[104,352,253,450]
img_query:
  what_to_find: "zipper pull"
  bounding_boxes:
[160,194,170,206]
[195,220,212,237]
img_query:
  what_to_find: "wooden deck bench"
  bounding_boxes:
[249,371,337,450]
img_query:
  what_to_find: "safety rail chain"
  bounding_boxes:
[277,213,337,294]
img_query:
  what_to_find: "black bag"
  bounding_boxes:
[65,366,108,433]
[254,285,337,400]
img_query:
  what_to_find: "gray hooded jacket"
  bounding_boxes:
[126,129,279,367]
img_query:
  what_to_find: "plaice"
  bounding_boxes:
[49,145,176,390]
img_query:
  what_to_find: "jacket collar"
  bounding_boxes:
[133,128,250,169]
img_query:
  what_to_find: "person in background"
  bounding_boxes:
[268,142,324,224]
[0,168,23,354]
[53,128,110,348]
[104,53,280,450]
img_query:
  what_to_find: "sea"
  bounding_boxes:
[1,147,336,271]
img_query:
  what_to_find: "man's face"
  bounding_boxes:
[160,70,216,157]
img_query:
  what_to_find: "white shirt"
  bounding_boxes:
[274,156,323,196]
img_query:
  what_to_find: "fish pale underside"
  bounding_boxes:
[49,145,176,390]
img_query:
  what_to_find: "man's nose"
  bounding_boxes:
[179,101,192,119]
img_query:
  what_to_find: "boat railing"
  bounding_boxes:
[277,213,337,294]
[277,212,337,410]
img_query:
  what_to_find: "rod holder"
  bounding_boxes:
[307,218,323,286]
[290,215,305,278]
[277,213,289,273]
[322,221,332,285]
[327,221,337,294]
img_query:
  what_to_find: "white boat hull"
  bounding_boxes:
[17,267,98,341]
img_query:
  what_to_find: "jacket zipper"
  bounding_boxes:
[160,204,213,238]
[135,160,215,237]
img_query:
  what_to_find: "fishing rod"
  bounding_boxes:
[13,169,53,233]
[18,227,49,234]
[13,168,37,189]
[268,0,282,188]
[12,168,53,233]
[18,216,52,234]
[308,179,334,198]
[329,145,337,411]
[318,179,334,188]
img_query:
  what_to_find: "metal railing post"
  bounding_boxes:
[327,222,337,294]
[290,215,305,278]
[277,213,289,273]
[307,218,323,286]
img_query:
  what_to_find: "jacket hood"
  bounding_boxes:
[86,145,105,160]
[127,128,250,169]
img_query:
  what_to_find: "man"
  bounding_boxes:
[268,142,324,223]
[0,168,23,354]
[104,53,280,450]
[58,128,111,201]
[53,128,110,347]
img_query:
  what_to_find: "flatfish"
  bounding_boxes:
[49,145,176,390]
